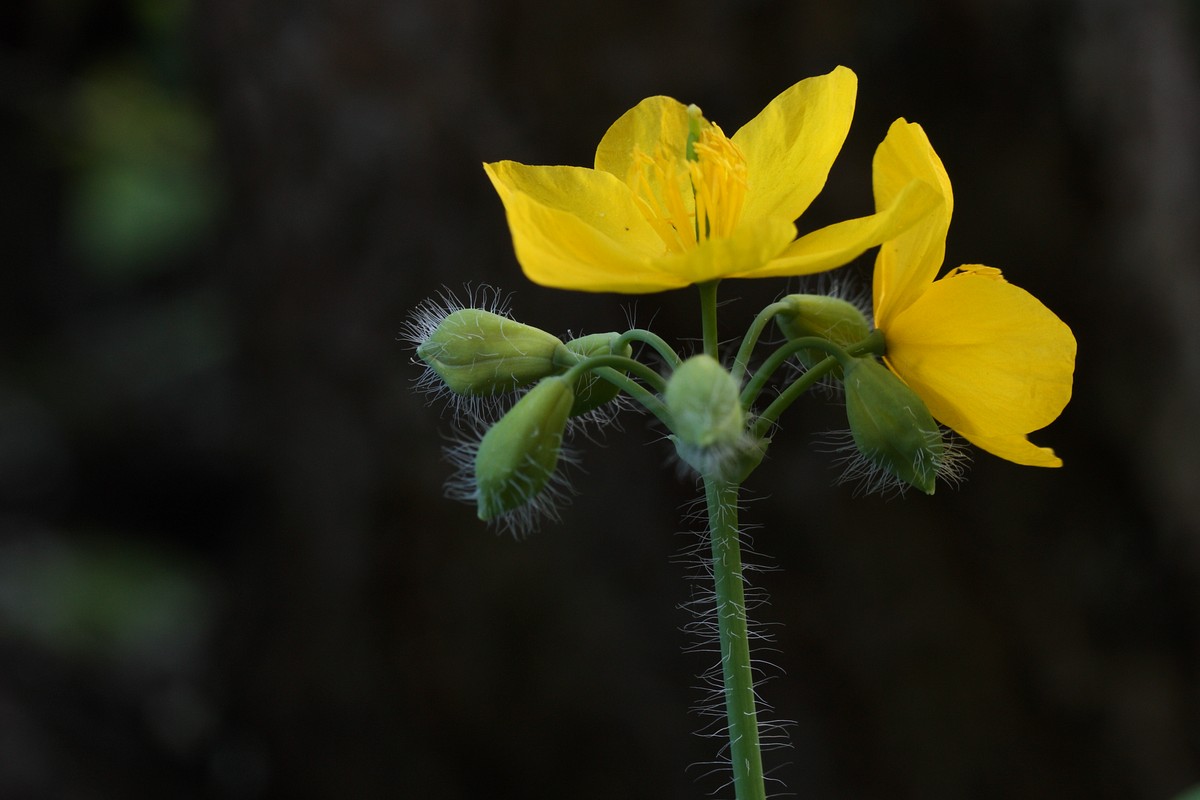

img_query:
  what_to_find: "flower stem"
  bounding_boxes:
[592,366,672,427]
[561,353,669,394]
[699,280,721,358]
[618,328,683,369]
[739,336,849,410]
[704,476,766,800]
[751,355,838,439]
[740,330,888,412]
[731,301,791,385]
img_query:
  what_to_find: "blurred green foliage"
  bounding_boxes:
[50,0,219,280]
[0,533,213,673]
[68,62,218,279]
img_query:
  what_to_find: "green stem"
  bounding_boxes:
[739,330,887,411]
[558,354,672,426]
[561,353,669,395]
[852,329,887,358]
[592,365,672,428]
[751,355,839,439]
[617,329,683,369]
[698,280,721,358]
[704,476,766,800]
[731,301,791,386]
[740,336,849,410]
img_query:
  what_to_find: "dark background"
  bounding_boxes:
[3,0,1199,797]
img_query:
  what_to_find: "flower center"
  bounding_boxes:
[629,105,748,253]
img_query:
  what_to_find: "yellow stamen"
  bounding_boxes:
[627,110,749,252]
[630,146,693,253]
[690,122,748,241]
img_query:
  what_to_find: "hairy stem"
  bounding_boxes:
[704,476,766,800]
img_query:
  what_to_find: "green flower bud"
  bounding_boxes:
[416,308,566,396]
[475,376,575,521]
[563,333,633,417]
[664,355,762,480]
[666,355,743,449]
[843,357,944,495]
[776,294,871,372]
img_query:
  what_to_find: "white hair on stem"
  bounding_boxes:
[672,486,795,796]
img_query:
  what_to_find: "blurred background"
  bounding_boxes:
[3,0,1199,797]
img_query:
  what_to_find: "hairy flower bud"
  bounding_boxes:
[776,294,871,371]
[665,355,760,480]
[475,376,575,521]
[563,333,633,417]
[666,355,743,448]
[843,357,945,494]
[416,308,566,396]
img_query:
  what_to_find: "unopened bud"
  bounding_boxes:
[665,355,761,480]
[475,376,575,521]
[776,294,871,371]
[843,358,944,494]
[563,333,633,416]
[417,309,565,396]
[666,355,743,449]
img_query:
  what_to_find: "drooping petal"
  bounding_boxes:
[484,161,681,292]
[735,176,942,279]
[661,215,797,285]
[958,430,1063,468]
[871,119,954,329]
[733,66,857,226]
[884,266,1076,442]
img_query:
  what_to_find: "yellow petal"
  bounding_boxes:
[958,430,1063,467]
[884,267,1076,441]
[483,161,682,292]
[871,119,954,329]
[736,176,942,279]
[663,215,797,285]
[594,95,691,196]
[733,66,857,225]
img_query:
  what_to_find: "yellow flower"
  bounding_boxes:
[484,67,939,293]
[871,119,1077,466]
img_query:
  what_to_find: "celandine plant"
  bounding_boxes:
[406,66,1076,799]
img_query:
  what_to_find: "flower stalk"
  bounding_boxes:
[699,280,721,358]
[705,476,767,800]
[689,279,770,799]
